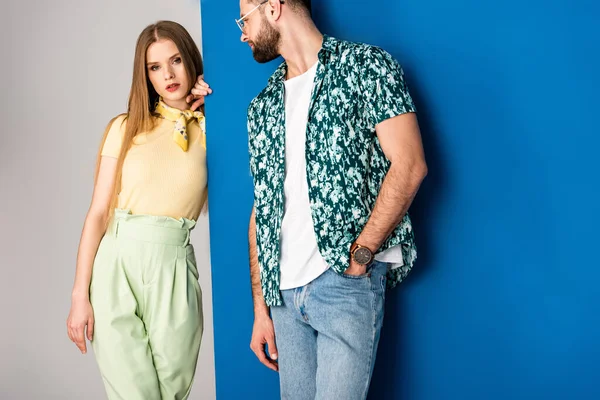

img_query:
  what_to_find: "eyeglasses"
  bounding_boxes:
[235,0,269,32]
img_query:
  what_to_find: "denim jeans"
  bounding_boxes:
[270,260,388,400]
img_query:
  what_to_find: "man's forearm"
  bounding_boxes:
[249,208,269,318]
[356,161,427,251]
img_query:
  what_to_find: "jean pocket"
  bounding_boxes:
[341,263,374,280]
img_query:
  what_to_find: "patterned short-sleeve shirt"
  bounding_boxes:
[248,35,418,307]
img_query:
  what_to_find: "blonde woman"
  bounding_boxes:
[66,21,212,400]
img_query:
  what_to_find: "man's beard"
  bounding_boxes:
[251,22,281,63]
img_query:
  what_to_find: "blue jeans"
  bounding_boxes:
[270,260,388,400]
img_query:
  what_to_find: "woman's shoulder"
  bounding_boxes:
[103,113,129,139]
[108,113,128,129]
[101,114,128,157]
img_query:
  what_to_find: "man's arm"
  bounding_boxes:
[249,207,269,318]
[346,112,427,275]
[248,207,279,371]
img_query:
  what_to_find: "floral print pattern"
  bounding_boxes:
[248,35,418,306]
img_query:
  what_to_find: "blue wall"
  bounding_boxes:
[201,0,600,398]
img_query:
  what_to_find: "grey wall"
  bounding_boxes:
[0,1,215,399]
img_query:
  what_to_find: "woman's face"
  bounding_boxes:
[146,39,190,109]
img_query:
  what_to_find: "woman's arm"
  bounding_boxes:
[67,156,117,354]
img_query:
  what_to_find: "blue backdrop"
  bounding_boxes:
[201,0,600,398]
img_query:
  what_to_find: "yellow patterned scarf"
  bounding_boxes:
[154,98,206,151]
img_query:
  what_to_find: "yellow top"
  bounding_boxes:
[101,114,207,221]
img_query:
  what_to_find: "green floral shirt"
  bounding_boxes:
[248,35,418,307]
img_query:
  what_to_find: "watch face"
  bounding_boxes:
[354,247,373,265]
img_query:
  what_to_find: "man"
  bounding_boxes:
[238,0,427,398]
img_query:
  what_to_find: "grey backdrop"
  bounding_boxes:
[0,1,216,399]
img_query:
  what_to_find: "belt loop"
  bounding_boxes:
[183,229,190,247]
[114,218,121,238]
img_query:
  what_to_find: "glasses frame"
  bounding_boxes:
[235,0,269,32]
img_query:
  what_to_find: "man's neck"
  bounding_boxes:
[279,21,323,80]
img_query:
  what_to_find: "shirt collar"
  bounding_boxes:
[268,34,339,85]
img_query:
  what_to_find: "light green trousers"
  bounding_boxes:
[90,209,203,400]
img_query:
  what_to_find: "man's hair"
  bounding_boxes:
[250,0,311,15]
[286,0,311,14]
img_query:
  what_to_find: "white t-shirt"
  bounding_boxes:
[278,62,404,290]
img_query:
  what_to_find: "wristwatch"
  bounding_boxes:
[350,243,374,266]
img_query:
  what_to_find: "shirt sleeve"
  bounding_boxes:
[100,115,127,158]
[361,46,417,127]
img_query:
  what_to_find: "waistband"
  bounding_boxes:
[107,209,196,247]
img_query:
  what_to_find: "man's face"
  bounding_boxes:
[239,0,281,63]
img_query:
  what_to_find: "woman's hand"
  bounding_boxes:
[187,75,212,111]
[67,296,94,354]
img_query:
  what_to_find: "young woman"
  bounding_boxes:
[66,21,212,400]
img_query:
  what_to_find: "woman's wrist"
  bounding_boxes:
[71,286,90,301]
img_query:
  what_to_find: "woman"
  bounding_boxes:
[66,20,212,400]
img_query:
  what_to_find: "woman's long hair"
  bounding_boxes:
[94,21,204,222]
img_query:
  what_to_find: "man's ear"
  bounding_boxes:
[267,0,283,22]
